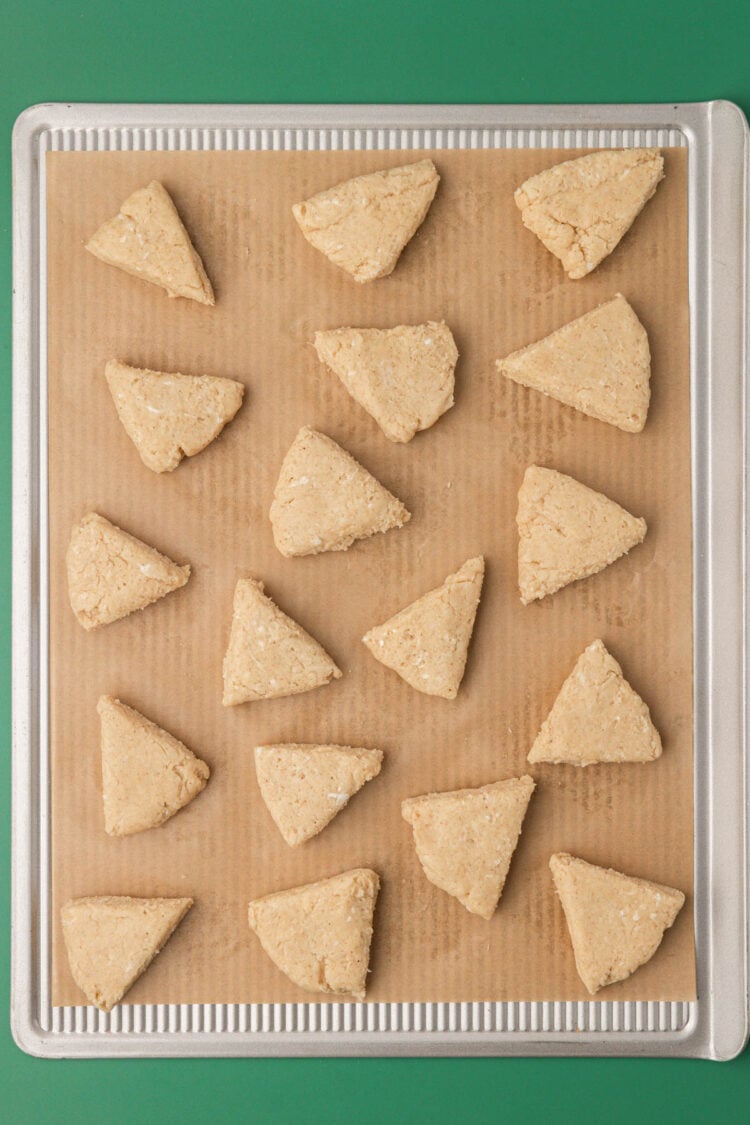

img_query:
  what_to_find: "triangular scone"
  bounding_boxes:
[66,512,190,630]
[270,427,410,557]
[98,696,210,836]
[362,557,484,699]
[549,853,685,993]
[222,578,341,706]
[86,181,214,304]
[529,640,662,766]
[255,744,383,846]
[105,360,244,472]
[515,149,664,278]
[292,160,439,282]
[61,896,193,1011]
[496,295,651,433]
[313,322,457,443]
[517,467,646,604]
[402,777,535,919]
[248,869,380,999]
[86,182,213,303]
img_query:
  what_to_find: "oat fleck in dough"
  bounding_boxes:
[105,360,244,472]
[61,896,193,1011]
[254,744,383,847]
[247,869,380,1000]
[292,160,439,282]
[98,696,210,836]
[86,181,214,304]
[222,577,341,706]
[549,853,685,993]
[314,321,457,443]
[402,777,535,920]
[66,512,190,630]
[528,640,662,766]
[362,556,484,699]
[496,294,651,432]
[270,427,410,557]
[517,466,646,604]
[515,149,665,279]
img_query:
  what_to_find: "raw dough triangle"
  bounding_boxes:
[222,577,341,705]
[362,556,484,699]
[66,512,190,630]
[314,321,457,443]
[248,869,380,999]
[255,743,383,846]
[402,777,535,919]
[549,853,685,993]
[98,696,210,836]
[496,295,651,432]
[105,360,244,472]
[270,427,410,557]
[86,181,214,304]
[517,466,646,604]
[61,896,193,1011]
[292,159,439,282]
[528,640,662,766]
[515,149,664,278]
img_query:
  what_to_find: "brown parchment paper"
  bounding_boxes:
[47,146,694,1006]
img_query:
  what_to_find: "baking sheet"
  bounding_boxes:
[46,145,694,1007]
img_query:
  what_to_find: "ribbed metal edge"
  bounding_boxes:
[48,999,692,1035]
[44,124,685,152]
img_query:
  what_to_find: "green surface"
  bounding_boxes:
[2,0,749,1121]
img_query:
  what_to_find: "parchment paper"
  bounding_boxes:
[46,146,694,1004]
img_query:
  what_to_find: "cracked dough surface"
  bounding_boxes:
[86,180,214,304]
[515,149,664,279]
[105,360,244,472]
[247,869,380,999]
[314,321,457,442]
[292,160,439,282]
[66,512,190,629]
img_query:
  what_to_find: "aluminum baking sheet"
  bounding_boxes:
[11,100,749,1059]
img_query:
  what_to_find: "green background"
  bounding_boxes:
[2,1,749,1121]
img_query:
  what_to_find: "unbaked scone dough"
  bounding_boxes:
[61,896,193,1011]
[402,777,535,919]
[254,744,383,846]
[105,360,244,472]
[528,640,662,766]
[362,556,484,699]
[496,294,650,432]
[314,321,457,442]
[549,853,685,993]
[98,696,210,836]
[66,512,190,629]
[222,577,341,706]
[292,160,439,282]
[517,466,646,603]
[270,427,410,557]
[515,149,664,279]
[86,181,214,304]
[248,869,380,999]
